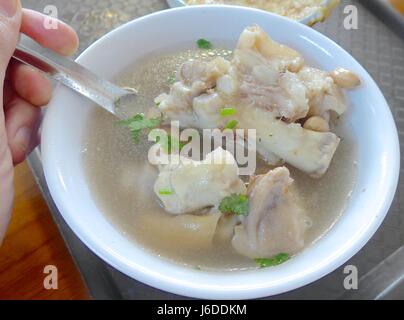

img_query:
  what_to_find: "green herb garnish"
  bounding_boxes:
[219,194,249,216]
[224,120,238,130]
[155,134,186,154]
[167,74,177,84]
[197,38,213,50]
[119,113,161,143]
[159,189,174,195]
[255,253,290,268]
[220,107,236,117]
[114,97,121,108]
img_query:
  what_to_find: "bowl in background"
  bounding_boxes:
[166,0,340,25]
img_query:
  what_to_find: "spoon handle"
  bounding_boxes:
[12,42,130,115]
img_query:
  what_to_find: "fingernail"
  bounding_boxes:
[14,127,31,153]
[0,0,18,17]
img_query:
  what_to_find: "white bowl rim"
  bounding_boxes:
[41,5,400,299]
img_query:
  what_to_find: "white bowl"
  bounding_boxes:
[166,0,338,25]
[42,6,400,299]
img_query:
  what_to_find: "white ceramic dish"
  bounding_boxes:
[166,0,338,25]
[42,6,400,299]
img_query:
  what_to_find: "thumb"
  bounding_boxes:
[0,0,22,243]
[0,0,22,78]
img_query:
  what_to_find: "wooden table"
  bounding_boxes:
[390,0,404,14]
[0,162,90,300]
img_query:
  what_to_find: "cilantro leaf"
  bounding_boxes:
[255,253,290,268]
[119,113,161,143]
[219,194,249,216]
[197,38,213,50]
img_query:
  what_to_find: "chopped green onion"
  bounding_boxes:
[219,194,249,216]
[167,74,176,84]
[255,253,290,268]
[197,38,213,50]
[155,134,187,154]
[220,107,236,117]
[224,120,238,130]
[159,189,174,195]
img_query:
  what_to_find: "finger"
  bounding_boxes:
[9,61,52,107]
[0,1,22,78]
[3,80,15,107]
[21,9,79,56]
[0,0,23,243]
[4,96,41,165]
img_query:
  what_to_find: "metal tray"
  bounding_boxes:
[358,0,404,41]
[22,0,404,299]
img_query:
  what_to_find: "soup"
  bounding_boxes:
[82,26,358,271]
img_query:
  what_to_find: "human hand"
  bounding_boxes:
[0,1,79,242]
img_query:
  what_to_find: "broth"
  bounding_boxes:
[82,49,357,271]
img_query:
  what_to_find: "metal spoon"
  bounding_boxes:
[12,41,137,120]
